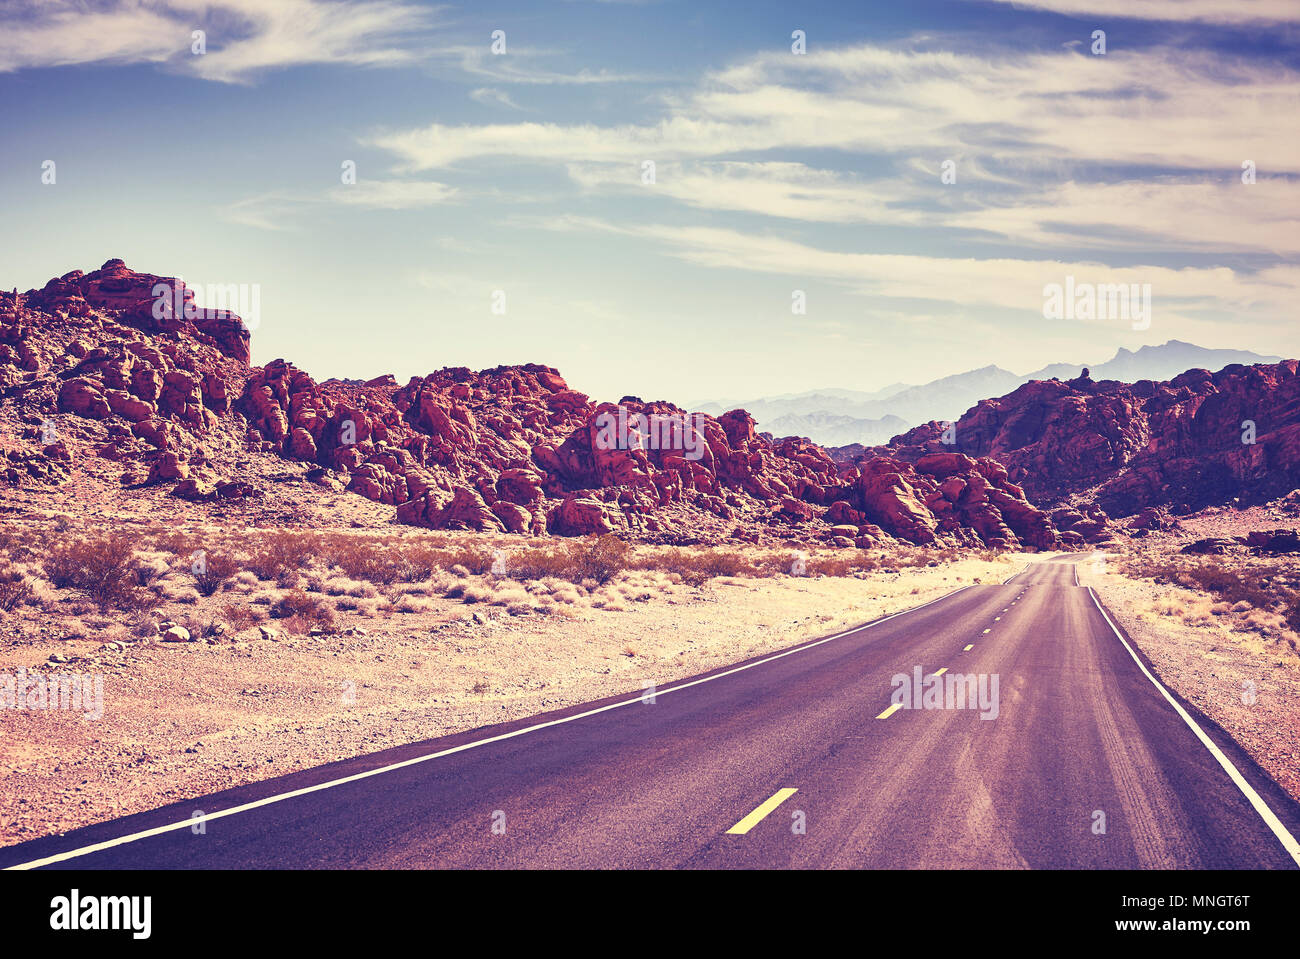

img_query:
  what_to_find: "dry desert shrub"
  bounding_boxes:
[247,531,320,580]
[219,602,260,632]
[269,588,336,632]
[0,552,40,608]
[634,545,752,585]
[447,545,497,576]
[0,567,32,612]
[149,530,196,559]
[318,534,500,583]
[505,544,577,581]
[803,555,858,577]
[193,552,240,597]
[42,533,157,611]
[130,549,172,588]
[325,539,409,585]
[565,535,630,585]
[334,595,378,615]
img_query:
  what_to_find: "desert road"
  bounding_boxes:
[4,557,1299,870]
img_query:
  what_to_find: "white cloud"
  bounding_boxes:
[535,214,1300,326]
[0,0,433,83]
[976,0,1300,24]
[566,160,932,224]
[369,43,1300,175]
[328,179,457,208]
[442,44,652,85]
[365,40,1300,261]
[948,179,1300,255]
[223,179,455,229]
[469,87,524,110]
[0,3,180,71]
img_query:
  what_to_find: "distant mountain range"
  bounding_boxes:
[694,341,1284,448]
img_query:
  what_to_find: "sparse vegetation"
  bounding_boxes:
[42,533,154,611]
[1123,553,1300,650]
[269,588,336,632]
[193,552,240,597]
[0,564,32,612]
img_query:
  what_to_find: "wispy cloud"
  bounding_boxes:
[222,179,456,230]
[469,87,525,110]
[534,214,1300,328]
[975,0,1300,24]
[369,43,1299,174]
[0,0,435,83]
[439,43,653,85]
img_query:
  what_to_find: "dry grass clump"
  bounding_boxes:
[392,594,435,615]
[319,575,375,598]
[130,549,172,588]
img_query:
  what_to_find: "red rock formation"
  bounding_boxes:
[883,363,1300,519]
[25,259,251,365]
[0,259,1083,550]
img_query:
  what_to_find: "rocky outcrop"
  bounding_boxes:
[23,259,251,365]
[883,363,1300,518]
[836,451,1059,550]
[0,259,1093,550]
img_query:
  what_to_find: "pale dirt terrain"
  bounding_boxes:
[1079,538,1300,806]
[0,549,1015,846]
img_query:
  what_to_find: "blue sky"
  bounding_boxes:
[1,0,1297,404]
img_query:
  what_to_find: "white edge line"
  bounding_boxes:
[1002,562,1029,585]
[6,584,975,870]
[1086,586,1300,867]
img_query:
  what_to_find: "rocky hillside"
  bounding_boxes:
[882,365,1300,518]
[0,260,1091,551]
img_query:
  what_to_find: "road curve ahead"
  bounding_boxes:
[4,557,1299,870]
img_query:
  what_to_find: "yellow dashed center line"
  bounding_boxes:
[963,644,974,651]
[727,788,798,835]
[876,703,904,720]
[982,628,992,634]
[930,667,947,677]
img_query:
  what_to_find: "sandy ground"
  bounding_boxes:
[0,554,1014,846]
[1080,551,1300,805]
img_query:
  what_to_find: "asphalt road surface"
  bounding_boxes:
[5,557,1299,869]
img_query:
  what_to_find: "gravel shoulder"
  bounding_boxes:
[1081,557,1300,805]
